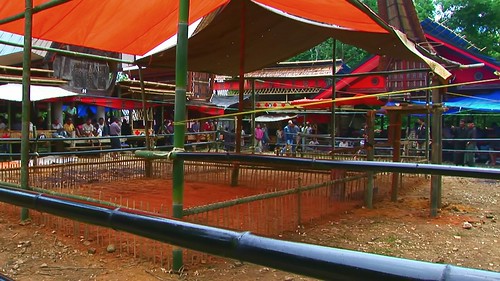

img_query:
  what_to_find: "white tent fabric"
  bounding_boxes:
[0,83,78,102]
[255,114,297,123]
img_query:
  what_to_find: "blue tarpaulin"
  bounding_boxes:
[445,91,500,112]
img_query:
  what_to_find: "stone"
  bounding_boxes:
[462,222,473,229]
[106,244,116,253]
[40,263,48,268]
[88,248,97,254]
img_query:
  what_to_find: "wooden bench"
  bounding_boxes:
[63,138,111,152]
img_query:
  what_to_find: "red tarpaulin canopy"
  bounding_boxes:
[187,105,225,116]
[290,95,385,109]
[44,96,160,110]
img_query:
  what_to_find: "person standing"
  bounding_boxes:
[464,121,477,167]
[64,103,78,120]
[452,119,468,166]
[262,123,270,152]
[415,118,427,156]
[254,124,264,153]
[488,123,500,166]
[109,117,121,159]
[96,117,110,137]
[283,120,298,153]
[276,128,284,146]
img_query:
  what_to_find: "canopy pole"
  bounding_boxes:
[330,40,337,153]
[20,0,34,221]
[231,0,246,186]
[0,0,70,25]
[172,0,189,271]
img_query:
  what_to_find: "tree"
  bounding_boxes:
[288,0,439,67]
[436,0,500,60]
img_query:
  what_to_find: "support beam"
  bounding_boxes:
[365,110,375,208]
[430,74,444,217]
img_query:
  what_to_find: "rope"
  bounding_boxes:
[172,77,499,126]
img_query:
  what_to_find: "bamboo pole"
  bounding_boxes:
[20,0,33,221]
[172,0,189,272]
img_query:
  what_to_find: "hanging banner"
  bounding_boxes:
[47,43,119,97]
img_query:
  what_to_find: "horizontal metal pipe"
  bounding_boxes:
[134,151,500,180]
[0,185,498,281]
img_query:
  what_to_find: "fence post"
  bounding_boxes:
[297,177,302,227]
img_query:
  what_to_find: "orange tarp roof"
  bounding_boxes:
[254,0,388,33]
[0,0,230,55]
[0,0,389,55]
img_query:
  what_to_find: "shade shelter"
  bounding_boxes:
[0,0,450,79]
[0,83,77,102]
[135,0,450,78]
[0,0,454,271]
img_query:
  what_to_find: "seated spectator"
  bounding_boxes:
[0,116,7,131]
[81,118,95,137]
[63,118,76,138]
[306,138,319,151]
[339,140,349,148]
[51,118,66,137]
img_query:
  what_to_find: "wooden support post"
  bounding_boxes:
[365,110,375,208]
[430,74,444,217]
[390,112,402,202]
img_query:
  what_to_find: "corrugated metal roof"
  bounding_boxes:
[0,30,51,58]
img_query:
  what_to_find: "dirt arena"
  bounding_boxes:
[0,163,498,280]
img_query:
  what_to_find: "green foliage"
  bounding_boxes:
[289,0,499,67]
[288,0,437,68]
[436,0,500,60]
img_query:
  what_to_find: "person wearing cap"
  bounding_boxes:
[283,120,298,153]
[451,119,468,166]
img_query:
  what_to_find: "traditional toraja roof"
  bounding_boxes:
[377,0,431,52]
[117,80,192,101]
[243,60,344,78]
[213,60,344,96]
[421,19,500,67]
